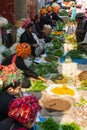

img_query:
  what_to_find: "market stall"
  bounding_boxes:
[19,14,87,129]
[0,2,87,129]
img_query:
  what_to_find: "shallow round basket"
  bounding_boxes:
[39,91,74,112]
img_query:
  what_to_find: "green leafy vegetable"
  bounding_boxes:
[77,80,87,90]
[37,118,81,130]
[63,50,86,59]
[31,61,58,76]
[27,79,47,92]
[57,21,65,31]
[59,9,69,16]
[62,122,81,130]
[37,118,60,130]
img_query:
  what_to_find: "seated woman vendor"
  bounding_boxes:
[20,19,42,57]
[2,43,46,82]
[0,95,41,130]
[0,64,24,121]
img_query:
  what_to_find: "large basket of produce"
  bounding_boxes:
[39,84,75,111]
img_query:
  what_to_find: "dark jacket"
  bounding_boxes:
[2,54,38,79]
[40,15,52,30]
[33,22,42,38]
[0,118,34,130]
[0,91,15,121]
[51,11,63,22]
[76,19,87,42]
[20,31,37,56]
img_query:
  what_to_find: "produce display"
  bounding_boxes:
[77,80,87,90]
[51,75,73,84]
[80,80,87,88]
[78,71,87,81]
[63,50,87,59]
[51,31,63,35]
[44,55,58,62]
[27,79,47,92]
[75,97,87,107]
[51,85,75,96]
[65,34,77,46]
[46,50,62,57]
[53,49,64,57]
[30,61,58,77]
[23,18,87,129]
[74,97,87,127]
[37,118,81,130]
[52,38,63,49]
[57,21,65,31]
[59,9,69,16]
[0,3,87,130]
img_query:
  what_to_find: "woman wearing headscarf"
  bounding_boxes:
[51,6,63,22]
[20,19,42,57]
[39,8,53,30]
[0,95,41,130]
[75,13,87,42]
[2,43,46,84]
[0,64,24,121]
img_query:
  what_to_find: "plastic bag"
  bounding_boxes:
[71,7,76,21]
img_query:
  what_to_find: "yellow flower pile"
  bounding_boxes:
[51,31,63,35]
[51,85,75,96]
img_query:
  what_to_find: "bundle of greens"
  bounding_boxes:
[59,9,69,16]
[57,21,65,31]
[33,61,58,76]
[37,118,59,130]
[52,38,63,49]
[37,118,81,130]
[44,55,58,62]
[74,97,87,107]
[63,50,87,59]
[53,49,64,57]
[27,79,47,92]
[77,80,87,91]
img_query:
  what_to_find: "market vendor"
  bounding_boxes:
[32,14,43,38]
[2,43,46,83]
[0,95,41,130]
[46,6,53,24]
[51,6,63,22]
[39,8,53,30]
[75,13,87,42]
[20,19,43,57]
[0,64,24,121]
[32,14,51,43]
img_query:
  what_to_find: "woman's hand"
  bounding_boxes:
[33,44,39,47]
[38,76,47,82]
[30,77,36,82]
